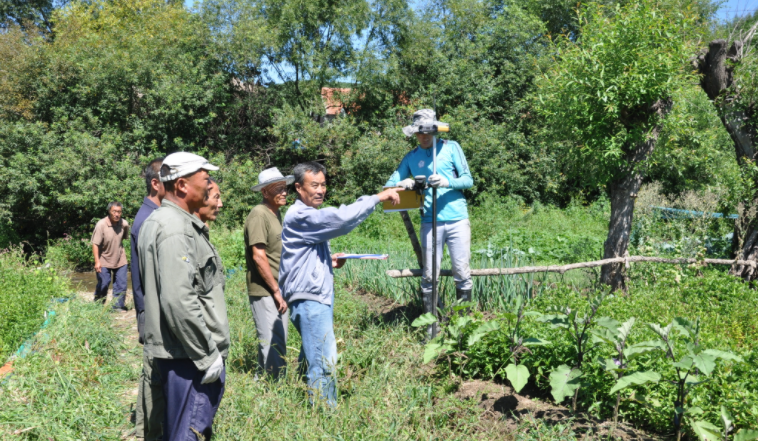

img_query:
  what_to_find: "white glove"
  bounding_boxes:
[200,354,224,384]
[428,174,449,188]
[397,178,415,190]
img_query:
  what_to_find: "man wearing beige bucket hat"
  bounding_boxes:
[245,167,294,379]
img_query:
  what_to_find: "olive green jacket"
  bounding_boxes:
[138,200,229,371]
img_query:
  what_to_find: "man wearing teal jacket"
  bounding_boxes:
[385,109,474,326]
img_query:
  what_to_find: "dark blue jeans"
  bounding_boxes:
[156,358,225,441]
[94,265,128,309]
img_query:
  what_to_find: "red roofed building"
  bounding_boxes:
[320,87,352,121]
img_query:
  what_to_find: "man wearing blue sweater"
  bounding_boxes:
[385,109,474,330]
[279,162,399,408]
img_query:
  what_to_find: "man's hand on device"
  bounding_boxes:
[377,187,401,205]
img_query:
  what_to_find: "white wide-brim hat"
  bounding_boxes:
[402,108,447,137]
[160,152,219,182]
[253,167,295,191]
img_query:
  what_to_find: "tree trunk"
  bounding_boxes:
[693,39,758,280]
[601,172,642,291]
[601,100,671,292]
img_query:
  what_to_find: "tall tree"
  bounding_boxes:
[692,26,758,280]
[534,0,699,291]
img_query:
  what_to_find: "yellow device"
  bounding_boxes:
[382,187,423,212]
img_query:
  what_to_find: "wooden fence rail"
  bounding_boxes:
[385,256,758,278]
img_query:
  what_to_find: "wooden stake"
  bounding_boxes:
[400,211,424,269]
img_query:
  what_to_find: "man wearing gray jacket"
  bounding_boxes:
[138,152,228,441]
[279,162,399,408]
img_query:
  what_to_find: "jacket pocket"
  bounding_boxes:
[194,252,219,296]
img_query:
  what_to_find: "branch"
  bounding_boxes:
[385,256,758,278]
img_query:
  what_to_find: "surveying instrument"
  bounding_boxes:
[415,104,449,338]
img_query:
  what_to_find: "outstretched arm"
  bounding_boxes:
[294,189,400,245]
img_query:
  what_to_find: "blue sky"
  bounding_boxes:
[185,0,758,22]
[717,0,758,21]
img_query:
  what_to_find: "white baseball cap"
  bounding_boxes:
[160,152,219,182]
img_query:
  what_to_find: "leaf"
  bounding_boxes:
[452,301,477,312]
[648,322,673,340]
[703,349,744,363]
[673,355,694,371]
[692,353,716,376]
[590,328,616,345]
[598,357,619,372]
[617,317,636,342]
[720,406,733,433]
[609,371,661,394]
[691,420,720,441]
[539,314,569,328]
[549,364,582,404]
[505,364,530,393]
[624,340,665,358]
[422,342,445,364]
[596,316,620,333]
[467,320,500,347]
[411,313,438,327]
[522,337,549,346]
[674,317,698,338]
[735,429,758,441]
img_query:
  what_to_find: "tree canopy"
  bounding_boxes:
[0,0,744,250]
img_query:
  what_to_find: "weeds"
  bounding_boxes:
[0,248,69,361]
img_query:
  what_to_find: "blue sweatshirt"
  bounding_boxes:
[385,139,473,223]
[279,195,379,305]
[130,197,159,313]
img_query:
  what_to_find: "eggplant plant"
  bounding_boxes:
[488,296,547,393]
[692,406,758,441]
[412,298,545,392]
[591,317,662,426]
[648,318,744,441]
[539,291,607,411]
[412,301,492,372]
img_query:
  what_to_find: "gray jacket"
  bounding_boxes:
[279,196,379,305]
[138,200,229,371]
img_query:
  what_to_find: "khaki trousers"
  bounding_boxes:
[249,295,289,379]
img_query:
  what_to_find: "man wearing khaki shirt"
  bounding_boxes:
[138,152,228,441]
[91,201,130,310]
[245,167,293,379]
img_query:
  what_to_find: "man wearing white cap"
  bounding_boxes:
[244,167,293,379]
[138,152,229,441]
[386,109,474,331]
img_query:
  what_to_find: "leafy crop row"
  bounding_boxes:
[413,269,758,439]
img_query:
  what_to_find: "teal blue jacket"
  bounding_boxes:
[385,139,473,223]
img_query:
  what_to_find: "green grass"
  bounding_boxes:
[0,270,500,440]
[0,248,70,361]
[0,297,137,439]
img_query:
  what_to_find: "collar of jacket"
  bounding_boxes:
[161,199,209,235]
